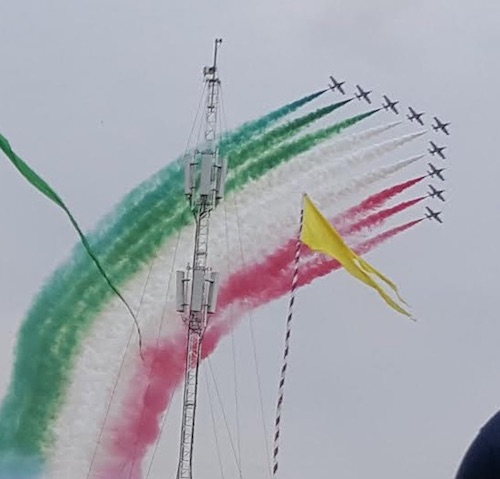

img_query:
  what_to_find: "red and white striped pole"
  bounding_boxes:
[272,195,305,476]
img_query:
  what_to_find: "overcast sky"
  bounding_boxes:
[1,1,500,478]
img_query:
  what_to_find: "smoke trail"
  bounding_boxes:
[342,197,425,236]
[96,89,327,252]
[273,130,425,192]
[47,164,422,478]
[294,134,425,193]
[307,121,401,162]
[0,109,375,459]
[24,89,327,346]
[324,131,425,176]
[47,155,423,477]
[59,107,370,318]
[217,203,423,310]
[299,219,424,288]
[226,110,378,192]
[233,121,403,209]
[214,219,424,336]
[101,218,422,478]
[219,89,327,155]
[327,155,424,204]
[338,176,425,227]
[49,110,376,349]
[226,99,352,173]
[236,131,425,233]
[216,155,424,271]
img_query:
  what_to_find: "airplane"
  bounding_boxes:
[329,76,346,95]
[382,95,399,114]
[428,184,445,202]
[407,106,425,125]
[427,162,445,181]
[355,84,372,104]
[432,116,450,135]
[425,206,443,224]
[428,141,446,159]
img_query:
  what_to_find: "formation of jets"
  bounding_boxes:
[327,73,452,226]
[327,74,451,129]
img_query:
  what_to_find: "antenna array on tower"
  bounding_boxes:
[175,38,225,479]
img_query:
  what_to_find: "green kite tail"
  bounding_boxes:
[0,133,144,353]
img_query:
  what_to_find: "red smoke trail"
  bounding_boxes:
[335,176,425,226]
[345,197,425,236]
[296,218,424,289]
[98,217,422,478]
[223,176,425,297]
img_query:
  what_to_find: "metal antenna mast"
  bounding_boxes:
[175,38,226,479]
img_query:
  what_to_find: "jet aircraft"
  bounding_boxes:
[427,163,445,181]
[329,76,346,95]
[407,107,425,125]
[428,141,446,159]
[428,184,445,202]
[432,116,450,135]
[355,85,372,104]
[425,206,443,224]
[382,95,399,114]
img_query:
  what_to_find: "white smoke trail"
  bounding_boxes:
[244,130,425,223]
[46,139,422,479]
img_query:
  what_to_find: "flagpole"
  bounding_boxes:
[271,194,305,477]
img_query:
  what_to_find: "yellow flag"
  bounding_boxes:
[301,195,411,318]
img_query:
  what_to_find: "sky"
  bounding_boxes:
[1,0,499,478]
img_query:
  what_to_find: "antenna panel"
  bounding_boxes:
[200,154,213,197]
[190,269,205,312]
[215,158,227,200]
[207,272,219,313]
[176,270,187,312]
[184,155,195,196]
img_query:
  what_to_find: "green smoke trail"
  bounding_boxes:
[0,89,329,426]
[0,109,372,455]
[219,89,326,156]
[227,99,351,172]
[93,90,327,260]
